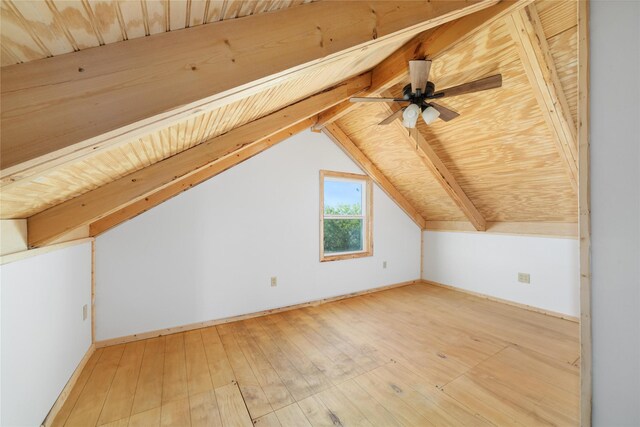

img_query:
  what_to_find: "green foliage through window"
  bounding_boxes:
[324,215,363,254]
[324,203,361,216]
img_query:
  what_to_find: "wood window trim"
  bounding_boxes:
[320,170,373,262]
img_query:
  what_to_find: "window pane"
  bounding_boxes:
[323,219,363,254]
[324,180,363,215]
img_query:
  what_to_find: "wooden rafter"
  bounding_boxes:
[380,96,486,231]
[314,0,533,130]
[89,117,315,237]
[27,74,370,247]
[408,129,487,231]
[322,123,427,229]
[1,0,496,183]
[506,4,578,190]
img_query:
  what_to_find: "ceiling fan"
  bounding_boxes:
[350,60,502,129]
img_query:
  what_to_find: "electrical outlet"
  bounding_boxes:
[383,261,388,269]
[271,276,277,287]
[518,273,531,284]
[82,304,88,321]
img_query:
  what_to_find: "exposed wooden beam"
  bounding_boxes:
[506,4,578,191]
[577,0,591,424]
[0,219,27,256]
[314,0,532,129]
[322,122,427,229]
[90,117,315,237]
[407,128,487,231]
[1,0,496,182]
[424,220,578,238]
[27,74,370,247]
[379,96,486,231]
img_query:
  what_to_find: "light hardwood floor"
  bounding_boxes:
[52,283,580,426]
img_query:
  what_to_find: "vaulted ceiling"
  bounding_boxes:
[0,0,579,248]
[336,0,578,225]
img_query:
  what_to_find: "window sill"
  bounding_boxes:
[320,250,373,262]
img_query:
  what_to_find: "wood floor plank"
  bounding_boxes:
[467,354,579,426]
[321,296,474,388]
[99,417,129,427]
[298,386,372,427]
[217,324,273,419]
[52,285,579,427]
[65,345,126,427]
[373,364,494,426]
[98,341,146,424]
[290,308,381,373]
[228,321,294,410]
[353,370,435,427]
[336,379,403,427]
[308,304,389,371]
[131,337,166,415]
[251,315,333,397]
[129,407,161,427]
[51,348,104,427]
[243,316,318,401]
[443,374,553,426]
[189,390,223,427]
[353,292,506,368]
[268,314,360,385]
[162,334,189,404]
[215,383,253,427]
[315,301,393,367]
[201,326,235,388]
[274,403,312,427]
[382,362,492,425]
[277,311,363,382]
[254,412,282,427]
[160,397,191,427]
[491,345,580,396]
[184,330,214,395]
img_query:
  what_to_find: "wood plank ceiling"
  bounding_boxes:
[0,0,317,66]
[336,0,578,224]
[0,0,578,245]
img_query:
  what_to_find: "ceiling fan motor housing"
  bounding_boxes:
[403,81,437,111]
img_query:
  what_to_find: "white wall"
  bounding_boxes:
[590,2,640,425]
[96,130,421,341]
[0,243,92,427]
[422,231,580,317]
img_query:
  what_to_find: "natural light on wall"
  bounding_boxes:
[320,170,373,261]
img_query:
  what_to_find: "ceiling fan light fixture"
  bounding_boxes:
[402,104,421,128]
[422,105,440,125]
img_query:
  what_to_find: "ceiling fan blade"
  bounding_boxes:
[429,102,460,122]
[434,74,502,98]
[378,109,403,125]
[409,60,432,94]
[349,97,406,103]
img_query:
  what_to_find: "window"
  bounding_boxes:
[320,170,372,261]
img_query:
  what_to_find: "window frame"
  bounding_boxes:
[319,170,373,262]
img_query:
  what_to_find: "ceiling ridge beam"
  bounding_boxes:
[2,0,496,182]
[322,122,427,229]
[506,4,578,191]
[379,95,486,231]
[313,0,533,130]
[407,128,487,231]
[27,73,371,247]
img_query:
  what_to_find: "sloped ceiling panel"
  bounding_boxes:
[337,7,578,223]
[0,0,318,66]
